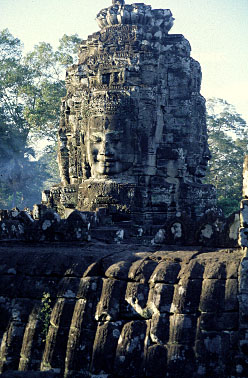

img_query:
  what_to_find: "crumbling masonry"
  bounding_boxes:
[0,1,248,377]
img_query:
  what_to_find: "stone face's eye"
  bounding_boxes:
[108,132,122,143]
[110,136,120,143]
[91,135,102,143]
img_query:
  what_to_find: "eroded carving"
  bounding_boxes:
[87,114,135,178]
[44,0,216,225]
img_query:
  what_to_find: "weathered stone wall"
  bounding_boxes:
[0,243,245,377]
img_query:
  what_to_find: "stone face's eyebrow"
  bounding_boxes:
[89,132,103,140]
[90,131,103,136]
[106,131,123,135]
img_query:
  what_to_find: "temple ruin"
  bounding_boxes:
[0,1,248,377]
[42,0,216,230]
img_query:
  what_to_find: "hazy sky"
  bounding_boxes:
[1,0,248,122]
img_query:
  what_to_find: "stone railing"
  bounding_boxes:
[0,203,240,247]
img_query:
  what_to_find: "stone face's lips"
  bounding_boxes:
[99,159,117,165]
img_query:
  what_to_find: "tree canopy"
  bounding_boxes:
[204,98,247,216]
[0,29,81,209]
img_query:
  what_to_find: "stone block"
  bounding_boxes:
[149,261,181,283]
[172,278,203,314]
[199,312,239,331]
[64,327,97,373]
[122,282,150,319]
[195,330,237,376]
[95,278,126,321]
[75,277,103,327]
[57,277,80,299]
[150,313,170,344]
[90,320,124,374]
[145,344,168,377]
[166,344,196,378]
[199,279,226,312]
[114,320,147,377]
[128,258,158,283]
[148,283,174,314]
[50,298,76,328]
[169,313,198,344]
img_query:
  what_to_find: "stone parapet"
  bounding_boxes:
[0,204,240,247]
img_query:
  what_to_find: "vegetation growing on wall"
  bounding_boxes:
[39,292,52,343]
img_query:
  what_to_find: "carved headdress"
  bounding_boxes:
[112,0,125,5]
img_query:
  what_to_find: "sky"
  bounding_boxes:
[1,0,248,123]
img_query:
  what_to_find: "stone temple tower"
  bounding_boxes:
[43,0,216,226]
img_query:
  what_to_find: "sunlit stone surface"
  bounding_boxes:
[43,0,216,225]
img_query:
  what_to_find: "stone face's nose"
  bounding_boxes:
[100,138,114,156]
[204,145,211,161]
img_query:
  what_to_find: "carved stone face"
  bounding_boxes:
[187,136,211,181]
[87,115,134,178]
[195,139,211,179]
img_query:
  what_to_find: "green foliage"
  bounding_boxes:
[207,98,247,136]
[0,28,22,60]
[23,80,65,142]
[39,292,52,343]
[56,34,81,67]
[0,29,80,208]
[38,144,60,189]
[217,198,240,217]
[205,98,247,216]
[0,29,33,207]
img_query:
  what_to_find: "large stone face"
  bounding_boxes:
[43,0,216,224]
